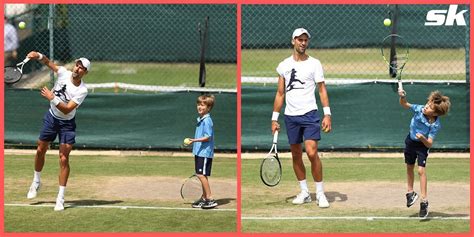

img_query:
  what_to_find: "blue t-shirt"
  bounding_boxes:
[193,113,214,158]
[409,104,441,141]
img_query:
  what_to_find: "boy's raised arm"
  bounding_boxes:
[399,90,411,109]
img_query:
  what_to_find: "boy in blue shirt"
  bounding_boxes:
[398,90,451,218]
[186,94,217,209]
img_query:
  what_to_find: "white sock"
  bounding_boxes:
[33,171,41,183]
[58,186,66,199]
[316,181,324,194]
[298,180,309,193]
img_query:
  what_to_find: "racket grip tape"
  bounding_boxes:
[398,81,403,91]
[273,131,278,144]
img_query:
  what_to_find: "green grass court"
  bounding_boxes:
[241,156,470,233]
[242,48,466,80]
[29,62,237,92]
[87,62,236,88]
[4,154,237,232]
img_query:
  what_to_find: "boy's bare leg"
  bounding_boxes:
[418,166,427,200]
[406,164,415,192]
[197,174,212,200]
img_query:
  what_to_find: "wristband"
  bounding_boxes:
[37,53,43,60]
[323,107,331,116]
[51,96,61,106]
[271,112,279,121]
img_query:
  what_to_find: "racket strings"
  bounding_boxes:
[4,67,22,83]
[181,176,202,202]
[261,155,281,185]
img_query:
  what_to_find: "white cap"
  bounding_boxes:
[75,57,91,71]
[292,28,311,39]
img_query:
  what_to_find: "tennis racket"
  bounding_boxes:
[180,174,202,203]
[260,130,282,187]
[381,34,409,94]
[4,57,30,84]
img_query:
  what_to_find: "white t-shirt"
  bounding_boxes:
[276,56,325,116]
[49,67,88,120]
[4,23,18,52]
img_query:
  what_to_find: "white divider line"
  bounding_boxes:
[5,203,236,212]
[242,216,470,221]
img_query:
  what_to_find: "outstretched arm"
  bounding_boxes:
[27,51,59,73]
[399,90,411,109]
[271,76,285,134]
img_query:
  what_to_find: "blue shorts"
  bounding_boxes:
[39,111,76,144]
[404,134,429,167]
[284,110,321,144]
[195,156,213,176]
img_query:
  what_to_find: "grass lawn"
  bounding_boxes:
[4,154,237,232]
[242,48,466,80]
[241,157,470,233]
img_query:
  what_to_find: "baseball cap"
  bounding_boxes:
[292,28,311,39]
[75,57,91,71]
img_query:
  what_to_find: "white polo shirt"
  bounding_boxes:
[276,56,325,116]
[49,67,88,120]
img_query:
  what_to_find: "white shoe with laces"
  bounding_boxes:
[27,181,41,199]
[317,192,330,208]
[54,198,65,211]
[292,190,311,204]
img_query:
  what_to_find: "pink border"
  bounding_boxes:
[2,1,472,237]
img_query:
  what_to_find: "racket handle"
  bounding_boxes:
[273,130,279,144]
[22,57,30,64]
[398,81,403,91]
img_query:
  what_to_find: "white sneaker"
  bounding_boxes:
[27,182,41,199]
[292,190,311,204]
[54,198,65,211]
[317,192,330,208]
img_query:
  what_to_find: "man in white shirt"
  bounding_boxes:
[4,16,19,66]
[271,28,332,208]
[25,51,90,211]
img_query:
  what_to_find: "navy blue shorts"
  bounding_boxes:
[284,110,321,144]
[404,134,429,167]
[39,111,76,144]
[195,156,213,176]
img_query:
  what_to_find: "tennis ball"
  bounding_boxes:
[383,18,391,27]
[183,138,191,145]
[323,128,330,133]
[18,21,26,29]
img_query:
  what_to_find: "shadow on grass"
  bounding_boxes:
[32,199,124,206]
[284,191,348,204]
[216,198,235,205]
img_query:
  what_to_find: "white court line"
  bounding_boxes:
[242,216,470,221]
[5,203,236,212]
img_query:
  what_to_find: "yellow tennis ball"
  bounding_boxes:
[183,138,191,145]
[323,128,330,133]
[383,18,391,27]
[18,21,26,29]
